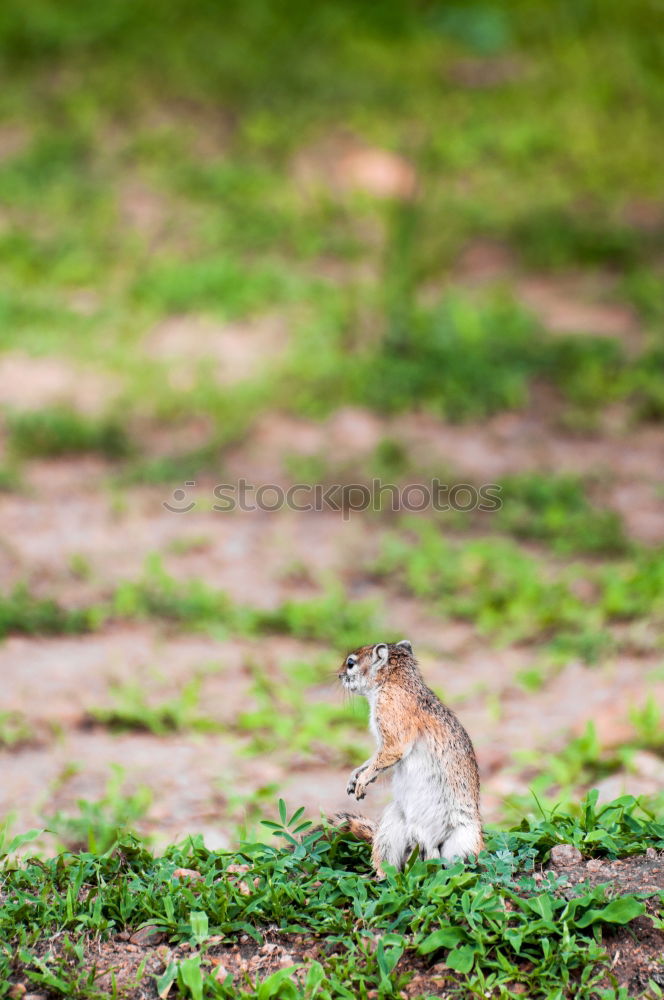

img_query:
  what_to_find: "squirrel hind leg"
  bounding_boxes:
[439,824,484,862]
[372,802,412,875]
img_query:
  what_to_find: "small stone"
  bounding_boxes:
[646,847,658,860]
[8,986,26,999]
[173,867,203,882]
[130,925,167,946]
[550,844,583,868]
[586,859,604,873]
[213,964,230,982]
[279,954,295,967]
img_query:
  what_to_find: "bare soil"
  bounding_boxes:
[2,272,664,990]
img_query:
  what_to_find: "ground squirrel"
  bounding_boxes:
[336,639,483,877]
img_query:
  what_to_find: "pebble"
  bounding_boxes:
[586,859,604,873]
[173,867,203,882]
[130,925,167,946]
[646,847,658,860]
[550,844,583,867]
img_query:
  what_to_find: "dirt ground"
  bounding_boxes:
[2,269,664,852]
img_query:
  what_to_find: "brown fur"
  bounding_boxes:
[335,641,483,875]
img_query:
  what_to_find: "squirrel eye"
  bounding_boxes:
[346,656,357,669]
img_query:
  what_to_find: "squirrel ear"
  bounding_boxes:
[372,643,389,670]
[396,639,413,654]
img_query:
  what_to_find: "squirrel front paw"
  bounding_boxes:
[353,780,368,801]
[346,765,366,797]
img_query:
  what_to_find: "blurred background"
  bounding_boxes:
[1,0,663,853]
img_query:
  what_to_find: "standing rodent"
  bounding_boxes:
[336,639,483,877]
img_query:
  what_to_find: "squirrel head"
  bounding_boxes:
[338,639,414,696]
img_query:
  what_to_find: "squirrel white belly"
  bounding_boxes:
[336,639,483,877]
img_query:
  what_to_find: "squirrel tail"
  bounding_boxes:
[329,811,376,843]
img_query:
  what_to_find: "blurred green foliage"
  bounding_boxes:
[0,0,659,427]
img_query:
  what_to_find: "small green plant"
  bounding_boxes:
[236,659,368,764]
[111,557,379,648]
[495,472,629,555]
[376,523,594,645]
[0,585,102,639]
[0,711,35,748]
[629,696,664,753]
[42,765,151,853]
[89,678,219,735]
[0,461,22,492]
[253,586,379,649]
[133,254,301,318]
[111,554,236,630]
[6,406,133,459]
[376,520,664,654]
[505,711,664,822]
[68,552,93,580]
[2,793,660,1000]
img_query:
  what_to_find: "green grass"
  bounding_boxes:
[41,766,152,854]
[6,407,133,459]
[0,0,659,432]
[494,473,630,556]
[1,531,661,659]
[236,659,368,765]
[112,556,380,649]
[0,711,34,749]
[376,521,664,652]
[88,678,220,736]
[0,585,101,639]
[0,556,379,651]
[1,793,662,999]
[506,705,664,821]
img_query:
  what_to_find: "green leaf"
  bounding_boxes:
[304,961,325,995]
[446,944,476,973]
[288,805,305,826]
[278,798,287,825]
[418,926,467,954]
[177,956,204,1000]
[257,965,301,999]
[576,896,644,928]
[156,962,178,999]
[189,910,209,945]
[3,828,44,856]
